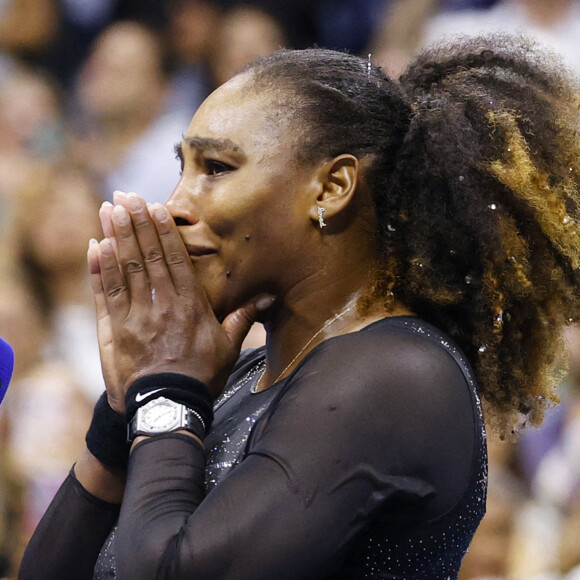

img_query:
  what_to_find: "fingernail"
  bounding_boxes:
[100,238,114,254]
[256,295,276,311]
[101,201,113,209]
[89,238,99,247]
[113,204,129,224]
[151,203,168,222]
[113,190,126,202]
[127,192,141,211]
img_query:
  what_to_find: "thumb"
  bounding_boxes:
[222,294,275,351]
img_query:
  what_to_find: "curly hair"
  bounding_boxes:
[244,34,580,433]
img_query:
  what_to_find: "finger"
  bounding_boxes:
[117,193,172,299]
[88,238,107,316]
[99,200,118,256]
[99,201,115,238]
[149,203,201,298]
[111,203,152,305]
[98,237,131,318]
[88,238,115,357]
[222,294,276,352]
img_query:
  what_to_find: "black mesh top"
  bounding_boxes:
[19,316,487,580]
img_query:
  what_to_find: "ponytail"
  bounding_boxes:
[246,36,580,433]
[385,34,580,432]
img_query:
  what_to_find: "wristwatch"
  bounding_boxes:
[128,396,205,441]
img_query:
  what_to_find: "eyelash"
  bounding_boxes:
[173,148,235,177]
[205,160,235,176]
[174,147,184,175]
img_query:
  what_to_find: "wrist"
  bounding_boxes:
[125,373,214,437]
[74,449,126,504]
[86,392,131,470]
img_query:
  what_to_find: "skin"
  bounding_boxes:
[77,72,412,500]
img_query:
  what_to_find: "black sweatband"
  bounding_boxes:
[124,373,214,436]
[86,392,131,470]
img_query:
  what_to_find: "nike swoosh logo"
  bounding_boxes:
[135,388,164,403]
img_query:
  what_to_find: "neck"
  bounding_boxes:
[254,187,414,391]
[257,253,410,391]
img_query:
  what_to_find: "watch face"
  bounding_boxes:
[142,399,180,432]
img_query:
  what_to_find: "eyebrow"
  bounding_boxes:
[175,136,246,159]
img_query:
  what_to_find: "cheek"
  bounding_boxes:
[224,221,304,289]
[206,192,273,240]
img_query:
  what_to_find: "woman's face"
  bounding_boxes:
[166,74,319,318]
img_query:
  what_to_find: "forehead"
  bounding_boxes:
[185,74,294,153]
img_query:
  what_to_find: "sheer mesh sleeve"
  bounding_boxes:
[114,323,478,580]
[18,470,121,580]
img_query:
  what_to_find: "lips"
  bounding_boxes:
[185,244,218,257]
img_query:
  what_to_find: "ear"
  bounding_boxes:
[308,154,359,226]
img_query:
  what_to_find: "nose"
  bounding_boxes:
[165,181,200,227]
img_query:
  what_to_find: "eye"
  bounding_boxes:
[206,159,235,176]
[173,144,184,175]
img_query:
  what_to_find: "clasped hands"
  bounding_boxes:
[87,191,274,413]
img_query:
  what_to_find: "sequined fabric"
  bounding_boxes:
[205,320,488,580]
[205,357,271,491]
[93,317,487,580]
[328,319,488,579]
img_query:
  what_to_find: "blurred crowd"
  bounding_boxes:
[0,0,579,577]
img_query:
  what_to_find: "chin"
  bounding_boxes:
[196,265,273,323]
[204,286,242,322]
[204,292,229,322]
[192,265,230,316]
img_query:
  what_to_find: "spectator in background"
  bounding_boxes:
[223,0,391,55]
[43,0,118,87]
[0,161,104,572]
[558,479,580,578]
[43,0,169,88]
[370,0,439,76]
[5,342,94,574]
[221,0,319,49]
[0,269,93,576]
[0,275,48,389]
[316,0,390,54]
[164,0,219,117]
[0,277,44,577]
[556,326,580,579]
[369,0,580,77]
[209,4,288,88]
[518,325,580,579]
[10,162,105,401]
[70,21,190,203]
[423,0,580,75]
[458,436,526,580]
[0,0,58,82]
[0,66,65,235]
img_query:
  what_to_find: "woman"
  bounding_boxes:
[19,34,580,579]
